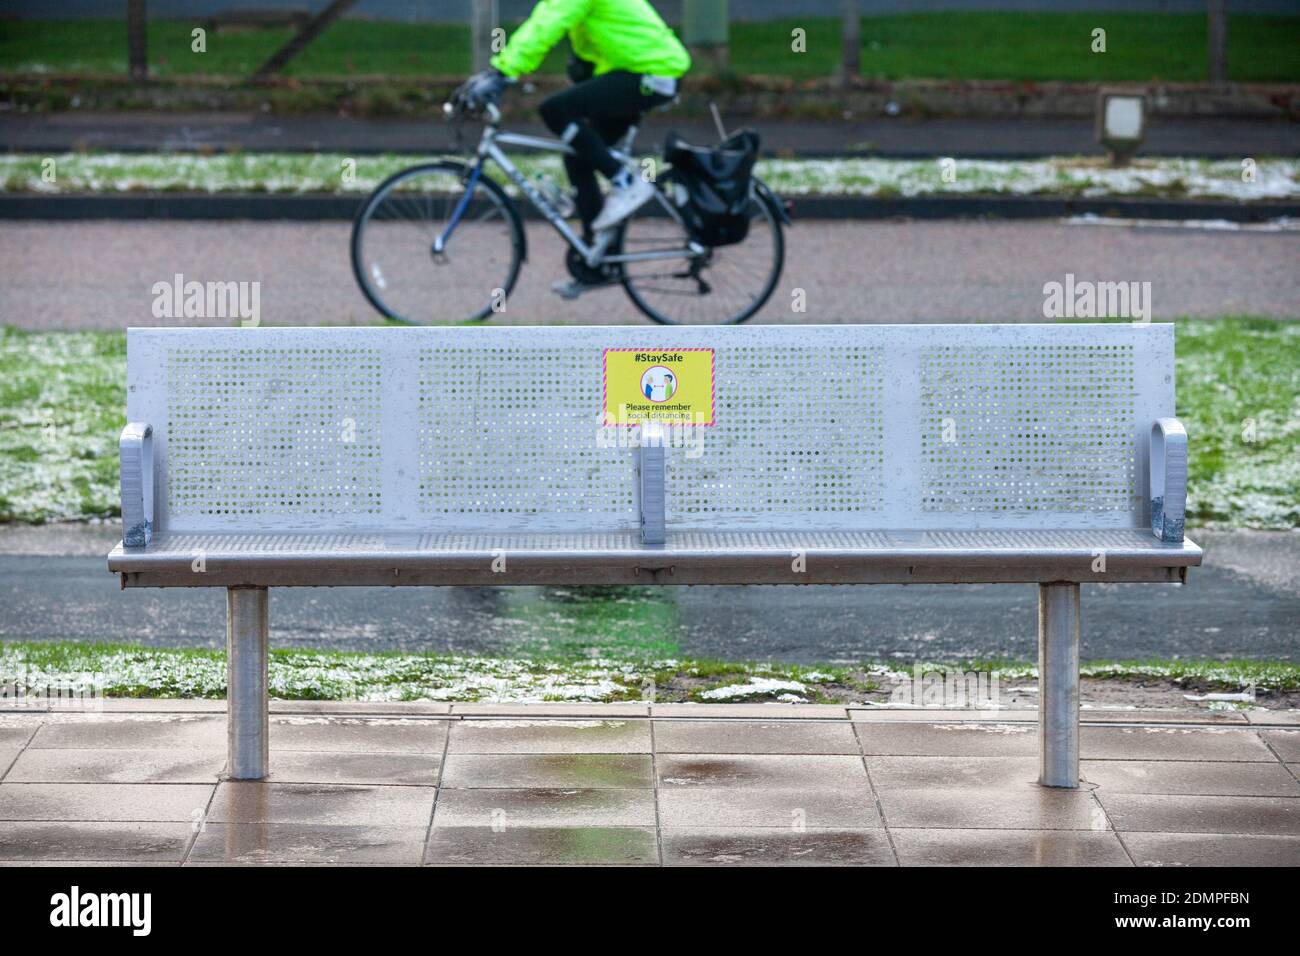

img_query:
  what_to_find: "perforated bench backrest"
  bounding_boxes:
[126,324,1174,535]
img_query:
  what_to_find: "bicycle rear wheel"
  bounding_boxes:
[351,161,525,324]
[619,174,784,326]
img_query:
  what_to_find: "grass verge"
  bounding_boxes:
[3,14,1297,83]
[1,641,1295,704]
[4,153,1298,202]
[2,318,1296,528]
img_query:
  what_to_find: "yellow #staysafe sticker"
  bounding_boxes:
[603,348,715,426]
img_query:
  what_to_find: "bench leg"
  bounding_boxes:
[226,586,269,780]
[1037,582,1080,788]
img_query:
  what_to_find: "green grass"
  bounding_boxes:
[0,318,1296,527]
[3,641,1293,702]
[2,14,1297,82]
[0,327,125,523]
[1176,318,1300,529]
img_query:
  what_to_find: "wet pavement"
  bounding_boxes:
[0,703,1296,866]
[2,525,1297,662]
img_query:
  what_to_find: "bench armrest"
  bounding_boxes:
[120,422,154,548]
[1149,418,1187,544]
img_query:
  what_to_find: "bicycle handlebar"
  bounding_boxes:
[443,93,501,126]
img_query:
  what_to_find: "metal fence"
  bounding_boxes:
[7,1,1297,22]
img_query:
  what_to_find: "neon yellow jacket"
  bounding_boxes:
[491,0,691,79]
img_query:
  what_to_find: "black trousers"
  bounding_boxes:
[538,71,672,236]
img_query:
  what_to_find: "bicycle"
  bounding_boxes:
[350,93,788,325]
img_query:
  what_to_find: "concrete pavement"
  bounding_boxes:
[1,703,1297,865]
[3,219,1297,328]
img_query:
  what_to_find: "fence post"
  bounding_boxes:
[683,0,729,72]
[1206,0,1228,90]
[471,0,500,74]
[127,0,148,82]
[839,0,859,87]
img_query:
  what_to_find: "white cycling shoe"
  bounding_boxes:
[591,177,656,231]
[550,278,597,301]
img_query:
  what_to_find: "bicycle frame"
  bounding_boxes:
[438,107,704,270]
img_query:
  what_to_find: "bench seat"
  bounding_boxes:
[109,528,1201,587]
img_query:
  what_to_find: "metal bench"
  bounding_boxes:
[107,324,1201,787]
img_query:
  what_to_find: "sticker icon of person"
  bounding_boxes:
[639,365,679,403]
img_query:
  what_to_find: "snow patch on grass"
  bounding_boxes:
[3,153,1296,201]
[0,643,663,703]
[700,677,809,701]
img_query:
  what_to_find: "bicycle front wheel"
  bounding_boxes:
[619,174,785,326]
[351,161,525,324]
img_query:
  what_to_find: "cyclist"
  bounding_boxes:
[459,0,691,296]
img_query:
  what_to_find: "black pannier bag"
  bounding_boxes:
[662,129,760,248]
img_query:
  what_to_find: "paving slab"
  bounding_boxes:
[1245,710,1300,726]
[879,786,1111,831]
[447,718,651,754]
[855,722,1040,757]
[270,701,451,716]
[1079,726,1277,761]
[450,703,649,716]
[3,860,178,867]
[1259,729,1300,761]
[661,828,895,866]
[425,826,657,866]
[189,823,427,865]
[95,701,450,716]
[0,782,213,822]
[850,709,1037,722]
[850,708,1250,725]
[207,782,434,827]
[0,822,193,863]
[891,828,1133,866]
[440,754,654,789]
[1122,831,1300,867]
[3,748,225,784]
[651,704,850,719]
[0,723,45,749]
[658,787,880,828]
[0,748,22,778]
[100,699,226,713]
[269,716,447,754]
[30,714,226,750]
[866,756,1040,791]
[657,754,869,790]
[265,751,442,786]
[1098,793,1300,836]
[433,788,656,828]
[1081,759,1300,797]
[1077,710,1250,725]
[653,720,861,755]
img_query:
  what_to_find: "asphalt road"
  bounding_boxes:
[3,218,1297,328]
[1,526,1296,661]
[7,113,1297,159]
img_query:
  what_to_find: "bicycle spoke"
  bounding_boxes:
[354,164,521,324]
[619,187,783,324]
